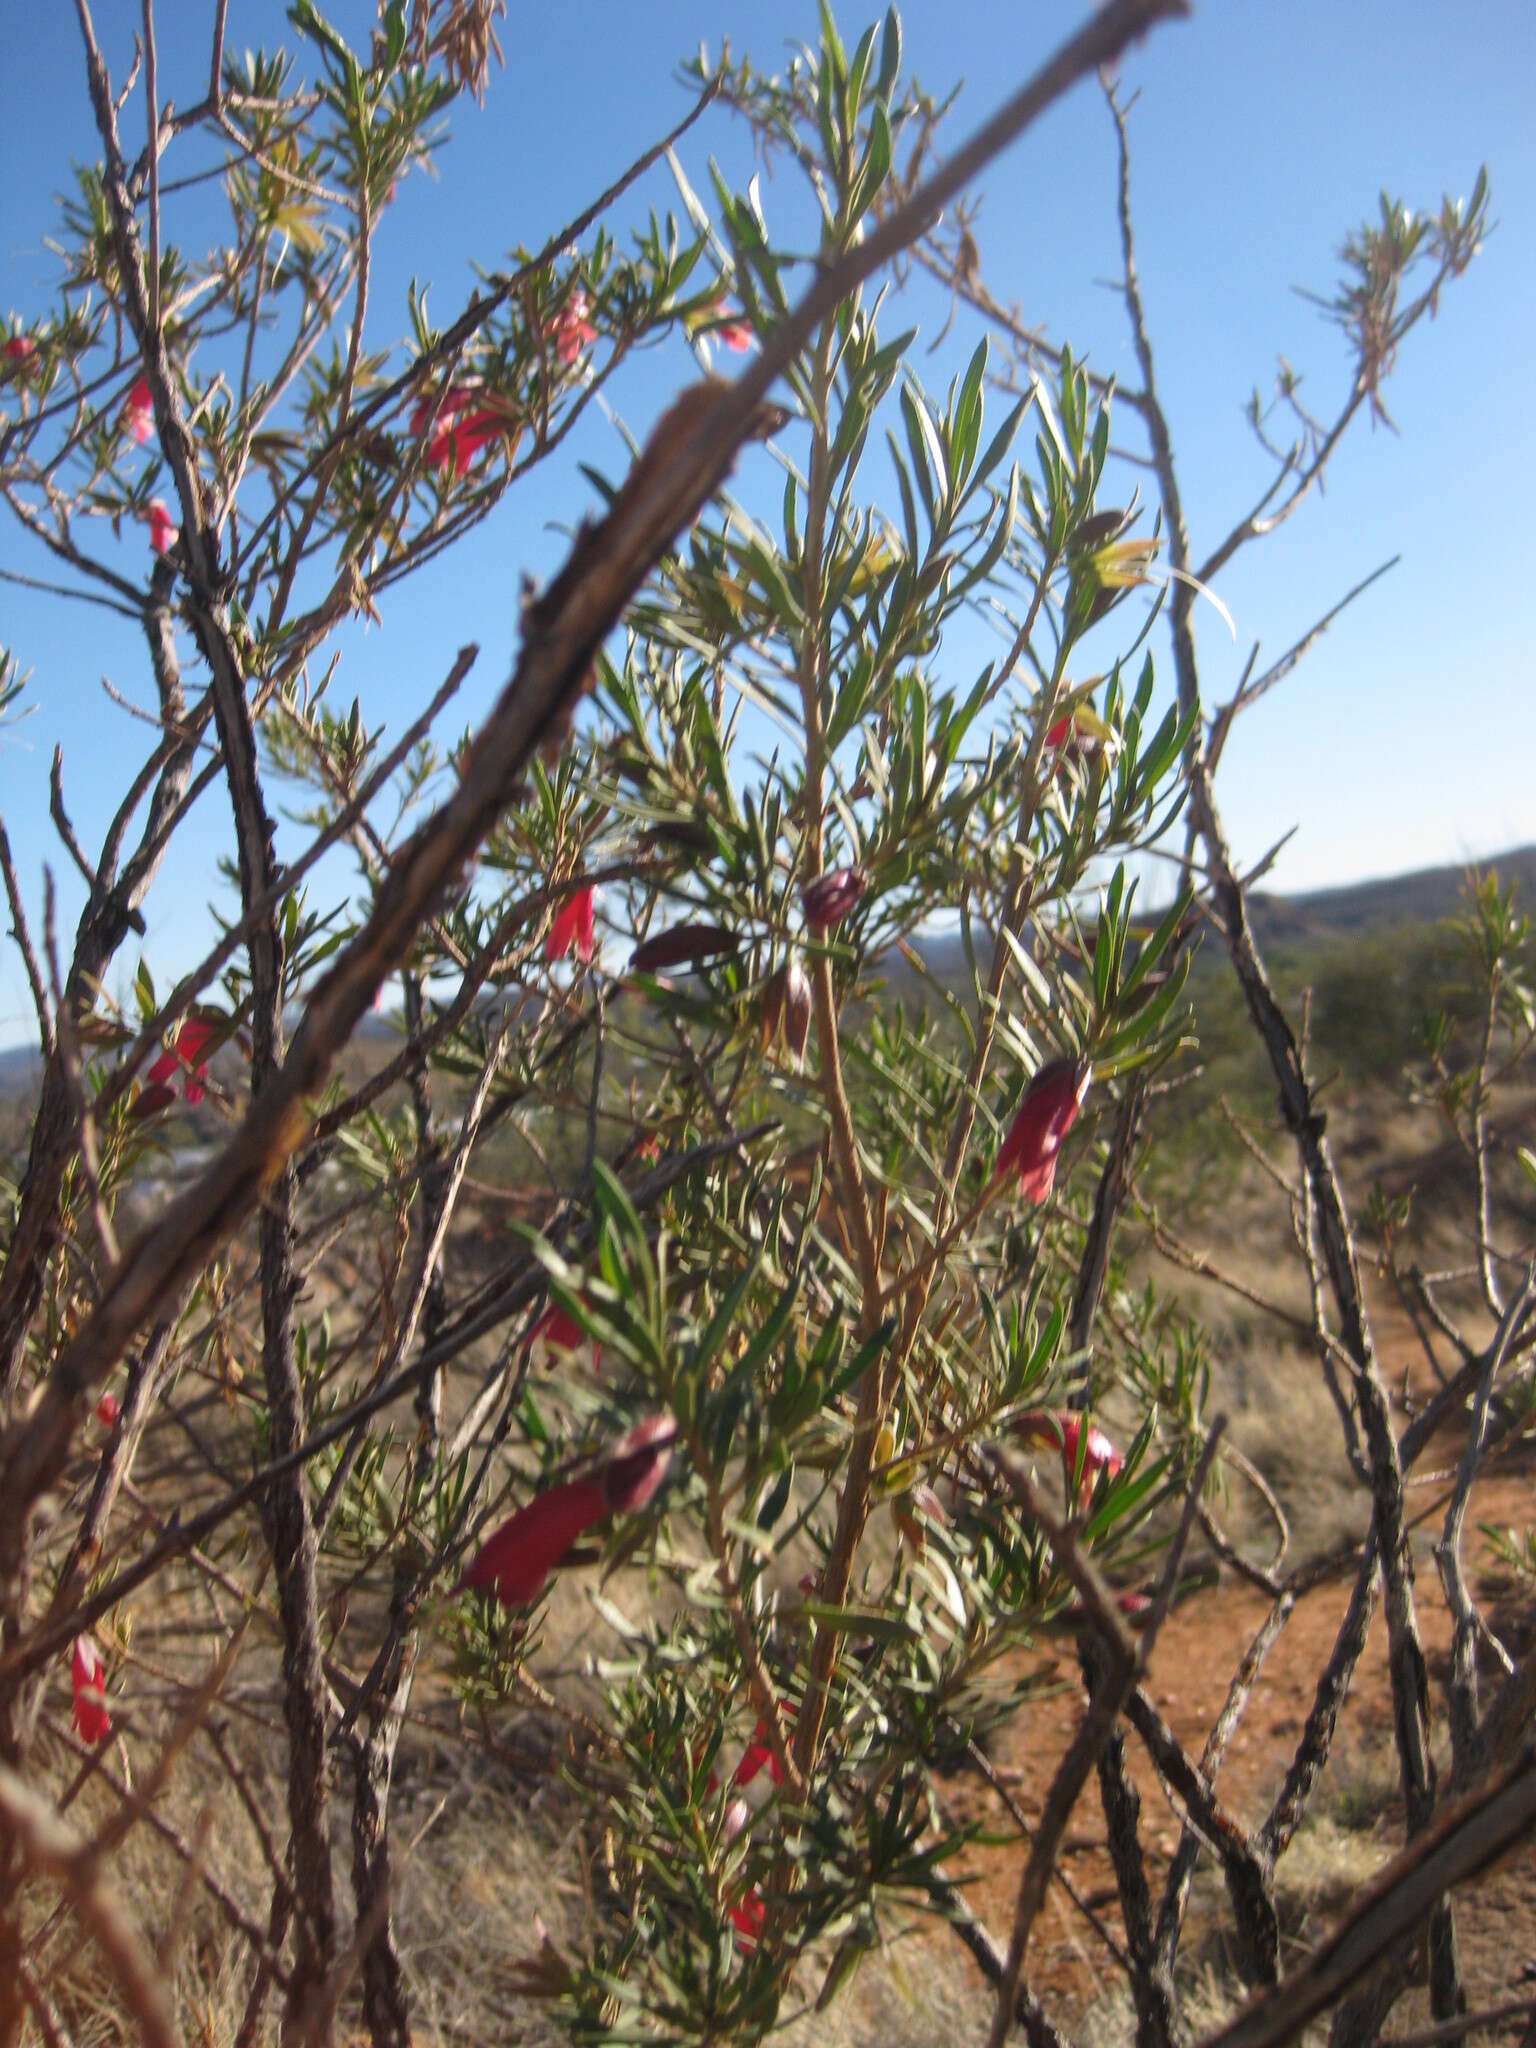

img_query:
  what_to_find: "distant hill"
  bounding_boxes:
[884,845,1536,999]
[1244,845,1536,949]
[0,1042,41,1093]
[2,846,1532,1097]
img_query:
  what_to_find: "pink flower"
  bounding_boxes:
[409,383,506,477]
[71,1637,112,1746]
[95,1390,121,1428]
[991,1059,1091,1203]
[124,375,154,445]
[457,1414,676,1608]
[1017,1408,1124,1503]
[147,1017,216,1104]
[144,498,179,556]
[551,288,597,367]
[801,865,868,932]
[699,291,753,352]
[546,883,595,965]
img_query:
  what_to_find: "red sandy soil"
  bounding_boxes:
[941,1309,1536,2037]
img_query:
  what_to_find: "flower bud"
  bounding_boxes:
[801,865,868,931]
[759,957,812,1067]
[782,957,812,1064]
[991,1059,1092,1204]
[629,921,740,972]
[600,1413,679,1515]
[758,964,787,1054]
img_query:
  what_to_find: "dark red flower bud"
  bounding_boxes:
[600,1413,678,1514]
[801,865,868,931]
[130,1082,178,1122]
[760,957,812,1066]
[1070,508,1129,556]
[629,922,740,972]
[991,1059,1091,1203]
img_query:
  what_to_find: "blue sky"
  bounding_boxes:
[2,2,1533,1048]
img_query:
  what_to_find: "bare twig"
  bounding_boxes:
[1200,1746,1536,2048]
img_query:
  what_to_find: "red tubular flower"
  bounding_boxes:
[546,883,596,965]
[530,1302,600,1375]
[144,498,179,555]
[635,1131,661,1165]
[3,334,37,372]
[551,288,597,366]
[95,1390,121,1428]
[1044,707,1109,770]
[728,1890,765,1949]
[991,1059,1091,1203]
[1016,1408,1124,1502]
[732,1729,785,1791]
[410,383,506,476]
[801,865,868,932]
[456,1477,608,1608]
[458,1415,676,1608]
[147,1017,216,1104]
[71,1636,112,1746]
[124,375,154,445]
[533,1304,583,1353]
